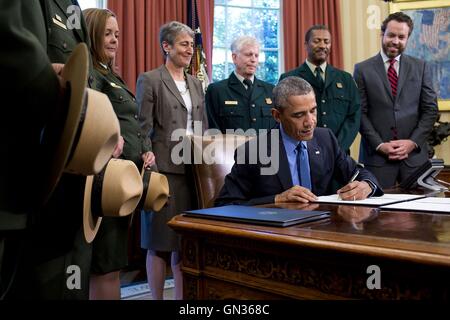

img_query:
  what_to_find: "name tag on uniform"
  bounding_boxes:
[110,82,122,89]
[225,101,238,106]
[336,82,343,89]
[265,98,273,105]
[52,17,67,30]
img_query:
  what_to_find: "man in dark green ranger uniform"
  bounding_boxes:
[206,36,276,134]
[280,25,360,153]
[10,0,96,300]
[0,0,61,299]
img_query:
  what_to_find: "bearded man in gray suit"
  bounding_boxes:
[353,12,438,188]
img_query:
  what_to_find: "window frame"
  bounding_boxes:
[212,0,282,84]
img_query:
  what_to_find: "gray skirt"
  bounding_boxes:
[141,173,194,252]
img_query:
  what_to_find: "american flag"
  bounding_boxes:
[187,0,210,93]
[419,9,449,50]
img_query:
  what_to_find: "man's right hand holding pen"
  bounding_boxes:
[337,169,374,201]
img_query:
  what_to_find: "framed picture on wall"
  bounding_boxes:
[390,0,449,111]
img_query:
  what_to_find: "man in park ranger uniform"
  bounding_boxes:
[280,24,361,154]
[206,36,276,134]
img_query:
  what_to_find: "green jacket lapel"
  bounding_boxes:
[323,65,337,91]
[250,77,265,101]
[228,72,248,99]
[297,63,323,91]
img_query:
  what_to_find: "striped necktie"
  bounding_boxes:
[387,59,398,97]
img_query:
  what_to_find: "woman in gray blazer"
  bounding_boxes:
[136,21,208,300]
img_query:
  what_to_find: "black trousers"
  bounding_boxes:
[0,230,26,300]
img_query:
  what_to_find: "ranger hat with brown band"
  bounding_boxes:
[39,43,120,205]
[83,159,144,243]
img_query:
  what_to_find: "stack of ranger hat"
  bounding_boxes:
[83,159,143,243]
[83,161,170,243]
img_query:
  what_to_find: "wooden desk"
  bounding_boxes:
[169,198,450,300]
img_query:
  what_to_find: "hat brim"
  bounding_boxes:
[40,43,89,205]
[83,175,102,243]
[139,167,169,212]
[148,172,169,212]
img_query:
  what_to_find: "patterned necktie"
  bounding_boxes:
[243,78,253,90]
[243,78,253,97]
[296,143,312,190]
[315,67,324,89]
[387,59,398,97]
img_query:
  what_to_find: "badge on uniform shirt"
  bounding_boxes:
[55,14,63,22]
[265,98,273,105]
[336,82,343,89]
[52,17,67,30]
[110,82,122,89]
[225,101,238,106]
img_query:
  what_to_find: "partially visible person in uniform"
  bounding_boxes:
[16,0,96,300]
[42,0,92,70]
[0,0,62,299]
[206,36,275,134]
[353,12,438,188]
[83,8,155,300]
[136,21,208,300]
[280,25,360,153]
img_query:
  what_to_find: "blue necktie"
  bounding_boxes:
[296,143,312,190]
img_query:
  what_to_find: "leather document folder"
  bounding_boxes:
[184,205,330,227]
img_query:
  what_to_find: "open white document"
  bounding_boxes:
[381,197,450,213]
[314,193,426,206]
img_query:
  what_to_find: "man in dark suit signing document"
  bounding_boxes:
[215,76,383,206]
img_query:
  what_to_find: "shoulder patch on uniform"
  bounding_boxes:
[265,98,273,105]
